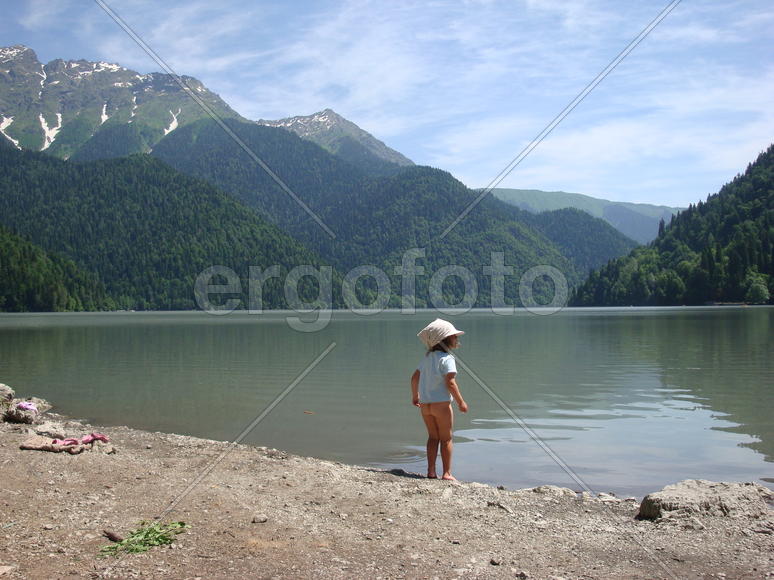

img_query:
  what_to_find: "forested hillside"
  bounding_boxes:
[0,147,336,310]
[0,226,106,311]
[492,188,681,243]
[152,118,590,307]
[571,145,774,306]
[524,208,638,274]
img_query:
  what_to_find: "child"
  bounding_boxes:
[411,318,468,481]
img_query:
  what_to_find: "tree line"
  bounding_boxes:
[571,144,773,306]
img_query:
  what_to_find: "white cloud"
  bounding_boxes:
[19,0,75,30]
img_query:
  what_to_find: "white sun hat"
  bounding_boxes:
[417,318,465,348]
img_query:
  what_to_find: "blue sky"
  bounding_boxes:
[2,0,773,207]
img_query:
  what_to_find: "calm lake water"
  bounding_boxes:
[1,307,771,497]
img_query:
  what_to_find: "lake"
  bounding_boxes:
[1,307,771,497]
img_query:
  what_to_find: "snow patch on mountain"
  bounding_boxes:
[100,103,109,125]
[65,60,125,78]
[0,46,29,63]
[130,96,138,119]
[0,116,21,149]
[164,108,181,135]
[95,62,123,73]
[36,66,46,98]
[39,112,62,150]
[258,108,414,168]
[264,110,337,136]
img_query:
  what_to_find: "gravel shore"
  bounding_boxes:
[0,405,772,579]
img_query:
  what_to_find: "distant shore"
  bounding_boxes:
[0,399,772,579]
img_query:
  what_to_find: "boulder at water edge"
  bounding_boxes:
[637,479,774,520]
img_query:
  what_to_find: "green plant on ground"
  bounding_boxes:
[99,521,189,557]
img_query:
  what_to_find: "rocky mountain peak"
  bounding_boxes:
[0,45,36,64]
[258,108,413,170]
[0,45,241,157]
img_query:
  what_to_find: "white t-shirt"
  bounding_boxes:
[416,351,457,403]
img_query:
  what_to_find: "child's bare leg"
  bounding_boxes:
[420,405,440,478]
[429,402,455,480]
[426,437,439,478]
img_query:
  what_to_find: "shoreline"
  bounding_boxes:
[1,400,773,579]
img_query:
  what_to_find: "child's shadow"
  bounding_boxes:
[367,467,426,480]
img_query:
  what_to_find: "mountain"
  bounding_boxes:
[0,225,107,312]
[492,188,682,244]
[1,46,643,310]
[571,144,774,306]
[523,208,639,274]
[0,45,411,176]
[152,117,593,307]
[0,146,337,310]
[258,108,413,176]
[0,45,243,160]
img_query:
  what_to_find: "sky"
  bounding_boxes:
[2,0,773,207]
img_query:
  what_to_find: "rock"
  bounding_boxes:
[490,558,501,566]
[531,485,576,498]
[0,565,16,576]
[3,397,51,424]
[252,514,268,523]
[597,492,621,503]
[637,480,774,520]
[0,383,14,403]
[3,407,35,424]
[35,421,67,439]
[103,530,124,542]
[42,524,54,530]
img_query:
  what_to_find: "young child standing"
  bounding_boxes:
[411,319,468,481]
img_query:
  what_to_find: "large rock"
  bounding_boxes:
[2,397,51,424]
[637,479,774,520]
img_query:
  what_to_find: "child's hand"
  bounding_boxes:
[412,395,420,407]
[458,400,468,413]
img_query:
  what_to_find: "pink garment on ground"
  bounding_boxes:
[51,433,109,446]
[16,401,37,412]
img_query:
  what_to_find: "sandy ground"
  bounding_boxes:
[0,409,772,580]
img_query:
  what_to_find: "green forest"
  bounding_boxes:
[0,225,106,311]
[0,147,338,311]
[151,118,636,307]
[15,113,762,313]
[571,144,774,306]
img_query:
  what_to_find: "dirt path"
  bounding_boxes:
[0,410,772,579]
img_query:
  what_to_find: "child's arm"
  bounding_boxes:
[445,372,468,413]
[410,369,420,407]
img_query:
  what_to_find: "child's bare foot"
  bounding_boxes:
[427,471,437,479]
[441,473,457,481]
